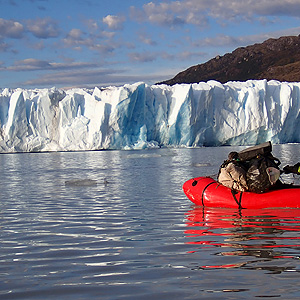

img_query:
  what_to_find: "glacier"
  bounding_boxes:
[0,79,300,153]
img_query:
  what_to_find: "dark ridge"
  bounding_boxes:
[158,35,300,85]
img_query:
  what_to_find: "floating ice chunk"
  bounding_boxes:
[65,179,97,186]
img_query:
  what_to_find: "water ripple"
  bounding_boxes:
[2,148,300,299]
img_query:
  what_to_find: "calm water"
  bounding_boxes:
[1,145,300,299]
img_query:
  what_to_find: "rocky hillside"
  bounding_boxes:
[159,35,300,85]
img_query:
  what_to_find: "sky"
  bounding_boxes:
[0,0,300,89]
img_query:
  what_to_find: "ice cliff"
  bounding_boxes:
[0,79,300,153]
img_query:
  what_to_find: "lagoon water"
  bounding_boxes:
[1,144,300,299]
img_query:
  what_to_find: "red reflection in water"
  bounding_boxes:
[185,207,300,270]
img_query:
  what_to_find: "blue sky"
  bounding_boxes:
[1,0,300,89]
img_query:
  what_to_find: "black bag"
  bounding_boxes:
[238,141,272,161]
[246,154,281,193]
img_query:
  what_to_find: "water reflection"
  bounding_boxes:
[185,207,300,273]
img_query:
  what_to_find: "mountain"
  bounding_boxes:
[159,35,300,85]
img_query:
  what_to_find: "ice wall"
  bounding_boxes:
[0,79,300,153]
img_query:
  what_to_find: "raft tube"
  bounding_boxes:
[183,177,300,209]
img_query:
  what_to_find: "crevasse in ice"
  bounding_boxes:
[0,79,300,153]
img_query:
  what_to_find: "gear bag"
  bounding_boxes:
[238,141,272,161]
[246,154,281,193]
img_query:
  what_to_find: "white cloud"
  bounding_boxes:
[197,35,241,48]
[177,51,206,60]
[0,40,10,52]
[130,0,300,27]
[131,2,189,26]
[15,58,51,70]
[128,52,157,62]
[194,27,300,50]
[138,32,157,46]
[0,18,24,38]
[67,28,83,40]
[84,19,99,31]
[6,58,96,72]
[20,68,170,88]
[63,28,96,51]
[26,17,60,39]
[102,15,125,30]
[62,25,116,54]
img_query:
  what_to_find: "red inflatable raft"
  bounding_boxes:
[183,176,300,209]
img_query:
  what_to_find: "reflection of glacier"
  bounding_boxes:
[1,80,300,153]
